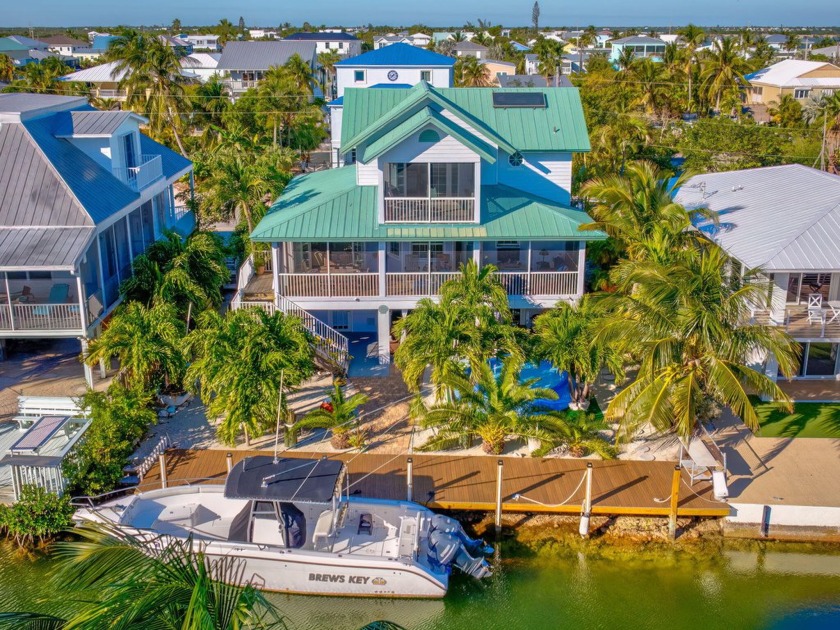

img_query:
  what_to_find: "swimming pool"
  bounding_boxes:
[489,358,572,411]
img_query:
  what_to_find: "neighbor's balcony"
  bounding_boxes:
[228,79,259,91]
[112,154,163,192]
[0,280,88,333]
[384,198,475,223]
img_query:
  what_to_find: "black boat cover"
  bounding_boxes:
[224,456,345,504]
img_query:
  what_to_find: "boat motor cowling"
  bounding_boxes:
[430,514,494,556]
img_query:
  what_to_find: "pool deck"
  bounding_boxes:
[140,449,730,518]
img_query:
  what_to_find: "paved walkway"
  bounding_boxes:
[713,409,840,507]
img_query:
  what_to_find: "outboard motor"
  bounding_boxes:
[427,514,493,579]
[430,514,494,555]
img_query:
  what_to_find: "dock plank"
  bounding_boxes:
[142,449,729,518]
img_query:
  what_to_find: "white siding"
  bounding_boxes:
[356,160,379,186]
[335,66,452,97]
[380,127,480,163]
[497,151,573,204]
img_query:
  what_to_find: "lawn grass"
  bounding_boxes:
[750,396,840,438]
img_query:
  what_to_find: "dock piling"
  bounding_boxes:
[668,465,681,540]
[159,452,168,489]
[226,452,233,474]
[579,462,594,538]
[406,457,413,502]
[495,459,504,535]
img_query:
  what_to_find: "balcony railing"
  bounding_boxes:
[0,303,84,332]
[269,271,579,298]
[751,305,840,340]
[113,154,163,192]
[384,198,475,223]
[277,273,379,298]
[228,79,258,91]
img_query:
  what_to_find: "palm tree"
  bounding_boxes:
[629,58,665,118]
[441,260,510,322]
[784,33,801,54]
[258,65,313,146]
[587,108,652,175]
[0,523,286,629]
[317,49,341,96]
[293,381,369,448]
[454,55,491,87]
[580,161,713,261]
[107,30,190,155]
[599,241,799,441]
[198,147,292,232]
[700,37,751,113]
[768,94,804,127]
[216,18,238,45]
[393,298,474,401]
[415,357,571,454]
[0,54,14,82]
[533,295,623,407]
[677,23,705,110]
[121,230,229,317]
[284,53,316,95]
[615,47,635,72]
[185,308,316,445]
[85,301,187,390]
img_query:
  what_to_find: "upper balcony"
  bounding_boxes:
[383,162,478,223]
[113,154,164,192]
[384,198,474,223]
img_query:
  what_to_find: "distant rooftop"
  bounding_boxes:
[336,42,455,67]
[611,36,665,45]
[216,41,317,71]
[285,31,359,42]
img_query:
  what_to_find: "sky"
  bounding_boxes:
[3,0,839,28]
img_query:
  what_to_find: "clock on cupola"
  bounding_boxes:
[387,70,399,81]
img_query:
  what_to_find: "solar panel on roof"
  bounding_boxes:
[492,92,546,108]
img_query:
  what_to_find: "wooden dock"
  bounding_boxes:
[141,449,730,518]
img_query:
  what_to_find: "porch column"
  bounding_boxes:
[770,273,789,325]
[95,236,108,309]
[4,272,15,331]
[150,197,161,240]
[526,241,532,295]
[576,242,586,296]
[124,217,134,272]
[378,242,386,297]
[829,273,840,301]
[75,275,86,332]
[271,243,280,297]
[473,241,481,267]
[377,305,391,365]
[80,338,94,388]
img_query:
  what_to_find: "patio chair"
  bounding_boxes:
[33,284,70,316]
[807,293,824,325]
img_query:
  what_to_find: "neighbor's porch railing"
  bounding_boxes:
[0,303,84,332]
[384,198,475,223]
[277,273,379,298]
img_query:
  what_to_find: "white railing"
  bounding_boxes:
[0,303,84,332]
[114,155,164,192]
[172,205,190,221]
[385,272,460,296]
[275,295,349,368]
[95,88,127,99]
[384,198,475,222]
[277,273,378,298]
[232,256,349,370]
[228,79,258,91]
[496,271,579,296]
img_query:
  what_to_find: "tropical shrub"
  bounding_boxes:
[292,381,368,449]
[62,386,157,496]
[0,486,74,548]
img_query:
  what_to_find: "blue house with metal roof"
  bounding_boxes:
[0,94,194,384]
[239,83,600,372]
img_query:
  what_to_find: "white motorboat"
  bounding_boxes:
[75,455,492,598]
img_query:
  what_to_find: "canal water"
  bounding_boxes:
[1,540,839,629]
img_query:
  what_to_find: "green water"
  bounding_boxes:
[2,541,839,629]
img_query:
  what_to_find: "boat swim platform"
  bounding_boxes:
[140,450,730,518]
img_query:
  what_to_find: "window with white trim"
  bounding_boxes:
[354,70,365,82]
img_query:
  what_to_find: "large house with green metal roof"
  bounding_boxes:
[237,82,600,370]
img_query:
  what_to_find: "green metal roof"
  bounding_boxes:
[251,167,605,243]
[340,84,590,154]
[360,106,498,164]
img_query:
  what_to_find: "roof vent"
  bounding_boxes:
[492,92,546,108]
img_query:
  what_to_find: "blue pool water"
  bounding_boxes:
[488,359,572,411]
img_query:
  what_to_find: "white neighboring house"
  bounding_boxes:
[0,93,195,384]
[374,35,411,49]
[329,43,456,167]
[183,34,222,52]
[40,35,92,57]
[249,29,278,40]
[237,83,599,369]
[676,165,840,381]
[215,41,318,99]
[524,54,539,75]
[60,61,131,101]
[283,32,362,57]
[180,53,222,83]
[453,41,488,59]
